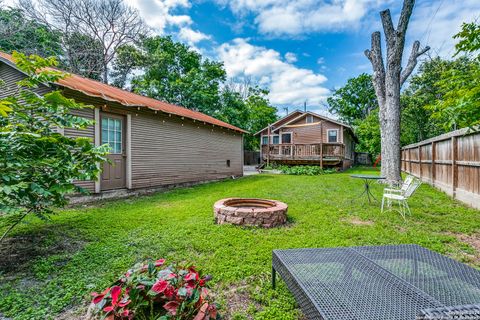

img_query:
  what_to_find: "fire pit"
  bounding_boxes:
[214,198,288,228]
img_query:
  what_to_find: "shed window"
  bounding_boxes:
[101,117,122,153]
[272,135,280,144]
[281,133,291,144]
[328,130,338,143]
[226,160,231,167]
[306,115,314,123]
[262,136,269,145]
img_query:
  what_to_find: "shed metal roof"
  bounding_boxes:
[0,51,247,133]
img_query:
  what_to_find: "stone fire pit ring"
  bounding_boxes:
[214,198,288,228]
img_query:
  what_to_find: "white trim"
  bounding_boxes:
[126,114,132,189]
[94,108,101,193]
[327,129,339,143]
[280,132,292,144]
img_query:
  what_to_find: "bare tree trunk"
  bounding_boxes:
[365,0,429,185]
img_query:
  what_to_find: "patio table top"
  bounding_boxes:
[272,244,480,320]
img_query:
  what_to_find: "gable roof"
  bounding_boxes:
[255,110,353,135]
[0,51,247,133]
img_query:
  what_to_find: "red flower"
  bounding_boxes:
[118,299,131,308]
[91,287,110,304]
[164,285,176,299]
[155,259,166,267]
[103,305,114,313]
[152,280,168,293]
[184,272,199,282]
[199,279,206,287]
[110,286,122,305]
[121,309,130,317]
[163,301,180,315]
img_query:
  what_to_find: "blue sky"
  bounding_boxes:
[97,1,480,114]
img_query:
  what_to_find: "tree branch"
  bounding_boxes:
[0,213,28,242]
[365,31,386,109]
[400,40,430,86]
[380,9,395,43]
[397,0,415,35]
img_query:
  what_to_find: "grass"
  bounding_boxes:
[1,167,479,319]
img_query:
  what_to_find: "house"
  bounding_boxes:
[256,110,356,169]
[0,52,246,195]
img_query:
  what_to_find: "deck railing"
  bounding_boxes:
[261,143,345,160]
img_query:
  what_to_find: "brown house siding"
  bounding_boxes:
[130,112,242,189]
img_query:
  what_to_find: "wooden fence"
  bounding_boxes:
[401,128,480,209]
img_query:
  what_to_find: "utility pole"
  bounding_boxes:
[304,101,307,112]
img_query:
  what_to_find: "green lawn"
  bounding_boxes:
[1,168,479,319]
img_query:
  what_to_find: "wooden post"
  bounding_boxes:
[418,145,422,180]
[451,136,458,196]
[408,148,412,174]
[431,141,436,186]
[319,121,323,168]
[267,125,271,167]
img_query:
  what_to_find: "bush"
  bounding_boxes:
[279,165,336,176]
[91,259,218,320]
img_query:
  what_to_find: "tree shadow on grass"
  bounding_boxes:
[0,224,86,275]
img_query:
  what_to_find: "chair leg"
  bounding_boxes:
[381,196,385,213]
[405,201,411,216]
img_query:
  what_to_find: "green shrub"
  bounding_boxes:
[279,165,336,176]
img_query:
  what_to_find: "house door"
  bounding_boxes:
[100,113,126,190]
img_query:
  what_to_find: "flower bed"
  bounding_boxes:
[90,259,218,319]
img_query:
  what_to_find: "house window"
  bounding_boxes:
[281,133,292,144]
[327,129,338,143]
[272,135,280,144]
[306,115,314,123]
[262,136,269,145]
[101,117,122,153]
[226,160,231,167]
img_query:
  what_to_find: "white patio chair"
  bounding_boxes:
[381,177,421,220]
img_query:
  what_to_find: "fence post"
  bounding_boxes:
[408,148,412,173]
[431,141,436,186]
[451,136,458,197]
[419,145,423,180]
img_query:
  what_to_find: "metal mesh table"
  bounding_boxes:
[272,244,480,320]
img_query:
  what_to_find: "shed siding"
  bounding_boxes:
[0,62,51,97]
[130,112,243,189]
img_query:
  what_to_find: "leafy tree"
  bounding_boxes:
[63,32,105,81]
[400,57,457,145]
[0,7,62,57]
[111,44,145,88]
[0,52,108,241]
[429,22,480,129]
[242,87,278,151]
[355,109,381,157]
[327,73,377,125]
[132,36,226,115]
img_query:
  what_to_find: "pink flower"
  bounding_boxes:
[155,259,166,267]
[163,301,180,315]
[152,280,168,293]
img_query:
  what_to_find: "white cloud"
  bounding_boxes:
[218,38,329,106]
[285,52,297,63]
[408,0,480,58]
[216,0,391,36]
[129,0,192,33]
[316,57,325,64]
[179,27,211,45]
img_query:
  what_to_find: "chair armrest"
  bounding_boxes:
[416,303,480,319]
[384,188,402,193]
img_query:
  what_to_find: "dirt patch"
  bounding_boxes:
[454,233,480,265]
[55,303,91,320]
[341,216,374,226]
[215,280,261,319]
[0,226,85,275]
